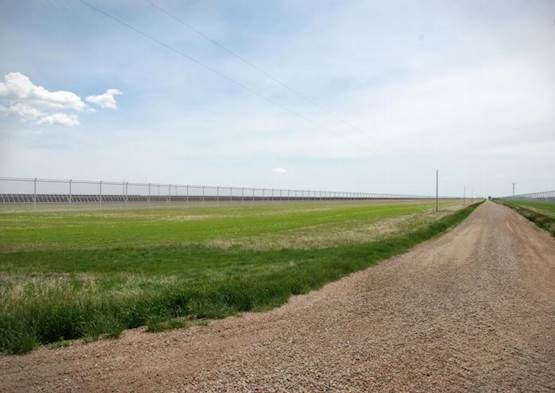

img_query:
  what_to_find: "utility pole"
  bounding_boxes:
[512,182,516,198]
[435,169,439,213]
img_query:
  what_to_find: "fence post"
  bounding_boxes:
[186,184,189,202]
[33,177,37,207]
[242,187,244,202]
[217,186,219,202]
[69,179,72,205]
[202,185,205,202]
[168,184,171,203]
[99,180,102,208]
[125,182,129,204]
[252,188,255,201]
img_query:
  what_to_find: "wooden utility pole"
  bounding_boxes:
[435,169,439,213]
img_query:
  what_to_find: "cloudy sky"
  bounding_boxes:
[0,0,554,197]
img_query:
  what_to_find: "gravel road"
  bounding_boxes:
[1,201,554,392]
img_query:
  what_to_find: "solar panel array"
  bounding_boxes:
[0,176,436,205]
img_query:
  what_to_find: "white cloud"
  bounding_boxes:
[86,88,122,109]
[272,167,287,174]
[0,72,120,126]
[37,113,79,127]
[0,102,43,121]
[0,72,86,111]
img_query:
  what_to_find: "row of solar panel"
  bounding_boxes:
[0,194,381,204]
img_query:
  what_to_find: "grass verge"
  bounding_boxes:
[0,202,480,354]
[498,200,555,237]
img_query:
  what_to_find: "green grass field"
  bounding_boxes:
[0,200,476,354]
[503,200,555,218]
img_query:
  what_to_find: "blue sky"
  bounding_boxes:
[0,0,554,196]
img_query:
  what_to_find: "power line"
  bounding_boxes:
[78,0,343,133]
[146,0,365,135]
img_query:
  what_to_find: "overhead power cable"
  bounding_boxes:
[78,0,335,130]
[146,0,366,135]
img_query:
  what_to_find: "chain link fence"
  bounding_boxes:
[0,176,434,206]
[502,190,555,202]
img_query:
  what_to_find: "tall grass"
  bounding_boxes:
[0,203,479,354]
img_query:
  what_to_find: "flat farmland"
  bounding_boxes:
[504,199,555,218]
[0,200,471,354]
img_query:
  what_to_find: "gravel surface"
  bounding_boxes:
[1,201,554,392]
